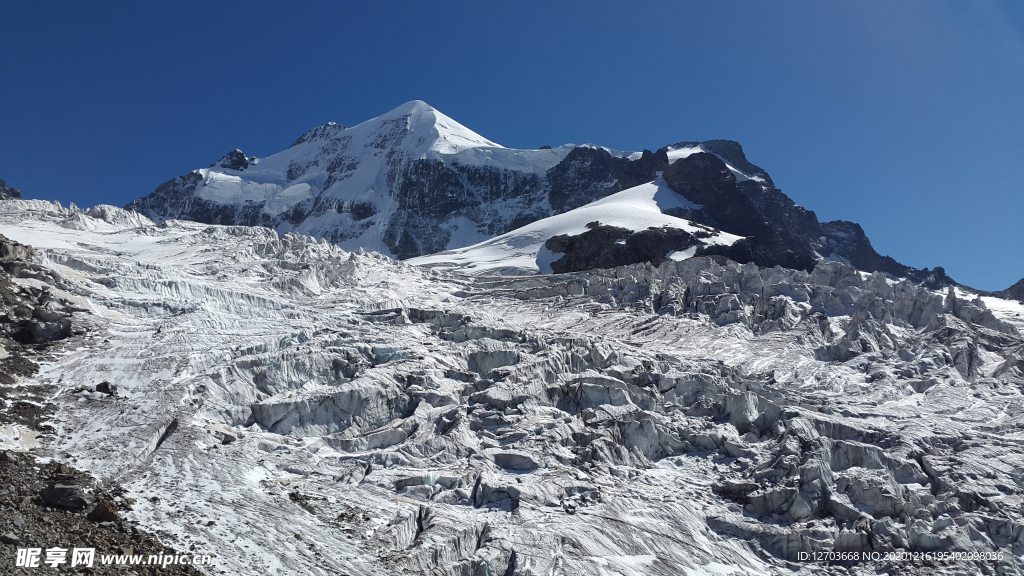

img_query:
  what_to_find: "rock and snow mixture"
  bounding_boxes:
[0,231,204,575]
[1,198,1022,575]
[125,100,942,285]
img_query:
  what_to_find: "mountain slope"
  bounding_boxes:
[126,101,938,280]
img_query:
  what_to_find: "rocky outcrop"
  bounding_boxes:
[1005,278,1024,302]
[0,234,74,347]
[0,178,22,200]
[656,151,958,283]
[124,172,277,228]
[214,149,256,171]
[662,152,818,271]
[545,221,700,273]
[992,277,1024,304]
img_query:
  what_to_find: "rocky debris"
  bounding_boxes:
[88,500,121,522]
[95,381,116,396]
[0,454,202,575]
[0,233,75,346]
[0,233,201,574]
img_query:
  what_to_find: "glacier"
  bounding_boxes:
[1,197,1022,575]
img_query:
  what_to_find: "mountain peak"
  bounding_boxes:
[379,99,435,119]
[214,149,253,171]
[349,100,503,155]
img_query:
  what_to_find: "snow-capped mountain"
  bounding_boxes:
[125,101,933,282]
[126,101,573,259]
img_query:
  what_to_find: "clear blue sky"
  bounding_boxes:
[2,1,1022,290]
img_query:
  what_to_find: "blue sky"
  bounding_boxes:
[1,1,1022,290]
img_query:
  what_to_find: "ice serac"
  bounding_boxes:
[2,197,1023,576]
[124,103,936,279]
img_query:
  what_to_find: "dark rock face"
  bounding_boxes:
[817,220,931,282]
[699,139,773,185]
[217,149,252,171]
[973,276,1024,304]
[658,147,950,280]
[662,152,771,237]
[546,147,669,212]
[290,121,347,148]
[546,222,699,273]
[340,201,376,221]
[0,178,23,200]
[663,153,817,271]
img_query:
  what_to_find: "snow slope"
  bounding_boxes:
[408,179,743,274]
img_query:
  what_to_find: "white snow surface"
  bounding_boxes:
[408,179,742,275]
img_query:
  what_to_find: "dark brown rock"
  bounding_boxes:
[87,500,120,522]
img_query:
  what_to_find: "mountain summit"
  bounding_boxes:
[125,101,936,281]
